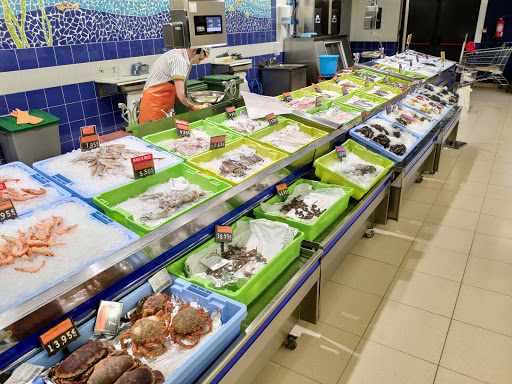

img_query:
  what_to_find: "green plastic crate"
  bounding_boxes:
[247,118,328,155]
[141,120,242,161]
[205,106,282,137]
[324,75,366,93]
[348,69,386,83]
[403,70,430,80]
[166,216,305,305]
[361,83,402,100]
[335,91,388,112]
[275,89,318,106]
[303,100,362,127]
[300,82,345,100]
[253,179,354,241]
[383,75,413,91]
[93,163,231,236]
[313,139,394,200]
[187,137,288,186]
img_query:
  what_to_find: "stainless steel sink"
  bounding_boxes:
[259,64,308,70]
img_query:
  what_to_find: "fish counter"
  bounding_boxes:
[0,63,461,384]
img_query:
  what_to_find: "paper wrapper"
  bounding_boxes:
[241,91,293,120]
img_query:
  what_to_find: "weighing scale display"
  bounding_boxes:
[194,15,223,35]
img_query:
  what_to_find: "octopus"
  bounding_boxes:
[139,189,208,221]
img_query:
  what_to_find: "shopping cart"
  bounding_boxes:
[458,42,512,91]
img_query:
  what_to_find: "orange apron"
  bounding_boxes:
[138,82,177,124]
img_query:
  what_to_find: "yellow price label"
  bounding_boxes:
[441,51,446,62]
[406,34,412,44]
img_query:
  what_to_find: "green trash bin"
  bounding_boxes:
[200,74,244,101]
[174,80,209,115]
[0,109,61,166]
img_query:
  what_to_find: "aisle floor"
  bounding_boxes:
[252,86,512,384]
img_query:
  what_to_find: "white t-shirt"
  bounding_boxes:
[144,49,190,90]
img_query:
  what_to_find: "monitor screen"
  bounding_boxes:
[207,16,222,33]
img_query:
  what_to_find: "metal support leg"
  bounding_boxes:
[299,281,319,324]
[387,172,403,221]
[445,122,467,149]
[421,147,437,174]
[373,191,390,225]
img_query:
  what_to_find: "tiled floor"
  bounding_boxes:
[252,86,512,384]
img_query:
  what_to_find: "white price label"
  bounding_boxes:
[201,254,229,271]
[149,269,172,293]
[5,363,44,384]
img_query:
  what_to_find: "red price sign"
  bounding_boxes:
[276,183,289,200]
[266,113,279,125]
[80,134,100,152]
[283,92,292,102]
[215,225,233,243]
[0,182,6,191]
[39,317,80,357]
[226,106,237,119]
[210,135,226,150]
[131,154,155,179]
[81,125,97,136]
[175,119,190,137]
[0,198,17,222]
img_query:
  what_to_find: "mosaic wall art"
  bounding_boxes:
[0,0,272,49]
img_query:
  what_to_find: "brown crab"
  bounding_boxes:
[83,350,137,384]
[169,302,212,349]
[120,313,171,358]
[114,365,165,384]
[49,340,114,383]
[130,292,174,324]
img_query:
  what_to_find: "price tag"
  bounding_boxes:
[80,133,100,152]
[148,268,172,293]
[409,60,413,67]
[403,114,418,123]
[342,86,348,96]
[336,145,346,160]
[175,119,190,137]
[276,183,289,201]
[282,92,292,102]
[333,74,339,84]
[0,198,18,223]
[226,106,237,119]
[94,300,123,335]
[131,154,155,180]
[401,87,406,96]
[201,253,229,271]
[426,54,429,59]
[419,79,423,85]
[4,363,44,384]
[39,317,80,357]
[386,104,392,114]
[215,225,233,243]
[361,111,368,121]
[312,83,322,93]
[399,63,402,73]
[315,96,323,107]
[81,125,97,136]
[440,51,445,62]
[398,98,404,107]
[416,56,419,62]
[210,135,226,150]
[266,113,279,126]
[406,33,412,44]
[364,77,370,87]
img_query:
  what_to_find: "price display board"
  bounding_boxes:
[266,113,279,126]
[131,154,155,179]
[226,106,237,119]
[342,86,348,96]
[315,96,323,107]
[0,198,18,223]
[336,145,347,160]
[149,268,172,293]
[210,135,226,150]
[282,92,292,102]
[81,125,97,136]
[361,111,368,122]
[175,119,191,137]
[39,317,80,356]
[386,104,392,114]
[276,183,289,201]
[215,225,233,243]
[365,77,370,87]
[80,133,100,152]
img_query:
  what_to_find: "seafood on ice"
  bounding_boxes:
[334,78,362,90]
[383,80,408,90]
[0,215,77,273]
[220,110,268,135]
[158,127,212,157]
[258,123,316,153]
[354,118,417,156]
[403,94,447,117]
[311,88,342,100]
[199,145,271,181]
[342,95,381,111]
[0,178,46,202]
[113,177,209,226]
[417,83,459,106]
[185,219,298,287]
[350,71,382,82]
[313,105,361,125]
[261,182,346,223]
[325,148,384,188]
[365,86,396,99]
[281,96,317,110]
[384,106,435,136]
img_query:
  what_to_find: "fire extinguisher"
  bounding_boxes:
[495,16,506,38]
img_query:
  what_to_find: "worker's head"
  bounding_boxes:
[187,47,210,64]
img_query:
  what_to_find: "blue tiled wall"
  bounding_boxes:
[350,41,399,62]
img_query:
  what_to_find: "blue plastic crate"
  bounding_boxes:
[378,105,438,140]
[32,136,183,207]
[404,92,452,120]
[349,117,422,163]
[0,197,139,316]
[27,276,247,384]
[0,162,72,215]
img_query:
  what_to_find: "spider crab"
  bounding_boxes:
[169,302,212,349]
[129,292,173,324]
[120,313,171,358]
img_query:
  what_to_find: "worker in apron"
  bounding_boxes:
[139,47,211,124]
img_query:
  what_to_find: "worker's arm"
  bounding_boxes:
[174,79,209,110]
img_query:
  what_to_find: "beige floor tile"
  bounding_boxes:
[489,171,512,187]
[415,223,475,254]
[272,320,359,384]
[403,184,440,204]
[463,256,512,297]
[385,268,460,317]
[491,160,512,175]
[434,191,484,213]
[485,184,512,202]
[398,200,432,221]
[481,198,512,220]
[402,243,468,282]
[375,217,423,239]
[452,158,493,170]
[454,284,512,338]
[425,205,480,231]
[434,367,487,384]
[338,339,437,384]
[330,254,398,296]
[351,233,412,266]
[363,299,450,363]
[442,180,488,197]
[320,281,381,336]
[447,167,491,183]
[471,233,512,264]
[252,362,320,384]
[440,320,512,384]
[418,177,445,191]
[476,214,512,240]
